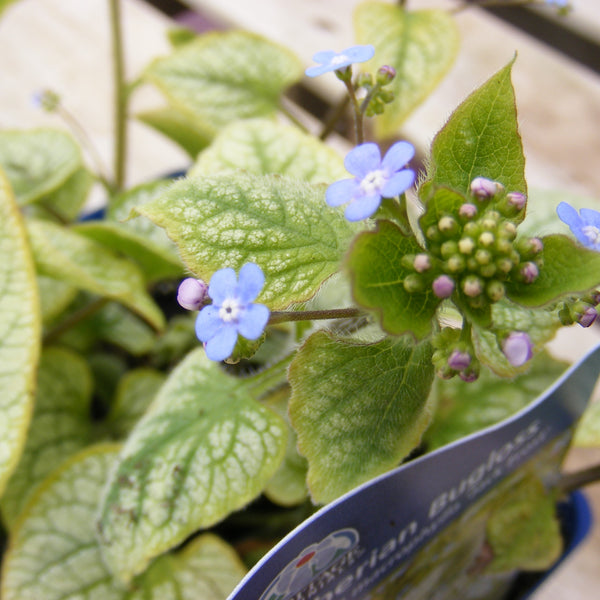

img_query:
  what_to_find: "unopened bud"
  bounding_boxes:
[470,177,504,200]
[433,275,455,299]
[459,203,478,220]
[439,216,459,236]
[478,231,495,247]
[448,349,471,371]
[356,72,373,88]
[497,258,513,273]
[403,274,424,293]
[506,191,527,211]
[446,255,465,273]
[486,280,505,302]
[177,277,208,311]
[414,253,431,272]
[462,275,483,297]
[479,263,497,278]
[578,307,598,328]
[520,261,539,284]
[441,241,458,259]
[376,65,396,85]
[459,369,479,383]
[475,249,492,266]
[502,331,533,367]
[458,237,475,255]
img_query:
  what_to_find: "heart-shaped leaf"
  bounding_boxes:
[0,130,82,205]
[0,347,93,525]
[289,331,434,503]
[145,31,302,135]
[1,445,247,600]
[26,219,164,330]
[136,173,360,309]
[0,171,41,497]
[190,118,346,183]
[422,60,526,203]
[347,219,440,338]
[354,2,459,136]
[98,348,287,582]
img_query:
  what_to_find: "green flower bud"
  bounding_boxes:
[486,280,505,302]
[475,249,492,265]
[496,257,514,274]
[356,72,373,88]
[378,89,395,104]
[426,225,442,242]
[463,221,479,237]
[376,65,396,85]
[401,254,416,270]
[479,263,497,278]
[458,237,476,255]
[495,238,513,255]
[478,231,495,247]
[446,255,466,273]
[441,240,458,259]
[439,215,459,236]
[403,274,425,293]
[462,275,484,297]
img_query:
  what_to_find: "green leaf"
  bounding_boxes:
[137,106,213,159]
[347,219,440,338]
[423,60,526,202]
[98,348,287,582]
[127,533,247,599]
[471,299,562,377]
[486,477,562,573]
[425,351,568,451]
[1,445,247,600]
[145,31,303,135]
[190,118,347,183]
[0,130,82,205]
[74,221,185,283]
[574,402,600,447]
[136,173,360,309]
[34,167,93,222]
[106,369,166,439]
[1,347,93,526]
[418,186,467,243]
[37,275,77,323]
[0,171,41,497]
[25,219,165,330]
[354,2,459,136]
[263,387,308,507]
[289,332,434,503]
[506,234,600,306]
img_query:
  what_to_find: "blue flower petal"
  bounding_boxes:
[344,195,381,221]
[237,262,265,303]
[580,207,600,228]
[326,179,358,207]
[381,141,415,172]
[557,202,581,228]
[238,304,270,340]
[381,169,415,198]
[195,305,223,342]
[344,44,375,63]
[208,267,237,305]
[312,50,337,63]
[205,325,238,362]
[344,143,381,178]
[305,64,336,77]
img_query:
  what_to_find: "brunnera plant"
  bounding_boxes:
[0,0,598,598]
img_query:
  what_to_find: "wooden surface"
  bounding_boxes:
[1,0,600,598]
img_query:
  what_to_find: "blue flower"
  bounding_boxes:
[305,45,375,78]
[195,263,270,361]
[326,141,415,221]
[557,202,600,251]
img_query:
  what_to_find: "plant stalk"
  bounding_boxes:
[109,0,127,191]
[268,307,364,325]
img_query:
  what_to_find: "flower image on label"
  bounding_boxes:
[260,529,359,600]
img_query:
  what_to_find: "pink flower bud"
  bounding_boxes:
[448,350,471,371]
[506,191,526,211]
[578,307,598,328]
[459,203,478,220]
[432,275,455,299]
[502,332,533,367]
[414,253,431,273]
[470,177,504,200]
[520,262,539,284]
[177,277,208,311]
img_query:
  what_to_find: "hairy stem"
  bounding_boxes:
[268,307,364,325]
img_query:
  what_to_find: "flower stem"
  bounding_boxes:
[268,307,365,325]
[109,0,127,191]
[43,297,110,345]
[341,77,364,145]
[558,463,600,495]
[279,97,310,133]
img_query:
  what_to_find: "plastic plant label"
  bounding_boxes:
[227,343,600,600]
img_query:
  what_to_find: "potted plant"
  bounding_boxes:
[0,0,598,598]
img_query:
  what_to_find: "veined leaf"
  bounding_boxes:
[0,130,82,205]
[190,118,346,183]
[1,445,247,600]
[354,2,459,136]
[422,60,526,204]
[37,275,77,323]
[289,332,434,503]
[145,31,303,135]
[26,219,164,330]
[0,347,93,525]
[136,173,360,309]
[98,349,287,582]
[0,171,41,497]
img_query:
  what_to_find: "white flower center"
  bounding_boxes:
[582,224,600,245]
[219,298,242,323]
[359,169,387,196]
[330,54,349,66]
